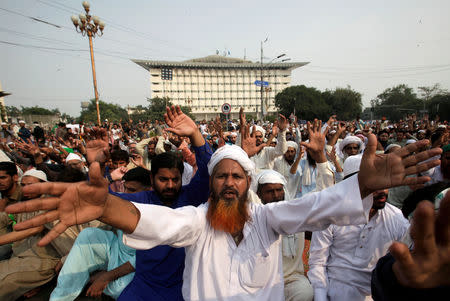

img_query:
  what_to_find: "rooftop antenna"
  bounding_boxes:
[244,48,246,60]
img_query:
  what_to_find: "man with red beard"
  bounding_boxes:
[308,155,410,301]
[5,119,443,300]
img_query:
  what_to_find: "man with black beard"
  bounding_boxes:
[110,106,212,301]
[308,155,410,301]
[135,137,157,170]
[6,117,443,300]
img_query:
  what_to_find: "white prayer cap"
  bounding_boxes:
[286,141,298,151]
[1,122,6,126]
[207,144,255,176]
[254,169,287,188]
[19,120,25,124]
[406,139,416,145]
[66,153,82,162]
[337,135,364,159]
[229,132,238,137]
[251,169,288,199]
[22,168,48,182]
[418,130,426,134]
[385,143,401,153]
[249,125,266,137]
[343,154,362,179]
[329,129,336,135]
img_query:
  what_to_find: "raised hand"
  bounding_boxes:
[390,192,450,288]
[241,124,266,157]
[277,114,288,131]
[110,166,128,181]
[358,135,442,199]
[130,154,145,169]
[300,119,328,163]
[164,106,197,138]
[85,127,109,164]
[164,105,204,147]
[5,162,109,246]
[239,107,246,134]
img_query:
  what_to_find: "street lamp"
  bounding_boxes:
[259,40,289,120]
[71,1,105,125]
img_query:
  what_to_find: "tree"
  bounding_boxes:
[322,86,362,120]
[6,106,21,117]
[372,84,422,121]
[275,85,330,121]
[21,106,58,115]
[78,99,128,124]
[427,93,450,121]
[129,97,193,122]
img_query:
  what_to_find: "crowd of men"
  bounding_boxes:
[0,107,449,301]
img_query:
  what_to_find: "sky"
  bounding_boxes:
[1,0,450,117]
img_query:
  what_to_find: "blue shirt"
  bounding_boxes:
[116,142,212,301]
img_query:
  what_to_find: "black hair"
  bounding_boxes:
[111,150,130,163]
[0,161,17,176]
[401,182,450,219]
[123,167,151,187]
[56,166,87,182]
[151,152,184,176]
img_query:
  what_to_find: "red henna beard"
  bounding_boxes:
[206,188,250,235]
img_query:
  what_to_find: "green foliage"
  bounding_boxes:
[323,86,363,120]
[372,84,422,121]
[5,106,21,117]
[275,85,331,121]
[427,93,450,121]
[78,99,128,124]
[21,106,59,115]
[129,97,193,122]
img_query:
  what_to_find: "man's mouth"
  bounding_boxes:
[374,194,387,202]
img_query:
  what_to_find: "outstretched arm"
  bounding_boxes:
[371,192,450,300]
[5,162,141,246]
[357,135,441,199]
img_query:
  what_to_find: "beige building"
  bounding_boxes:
[133,55,308,120]
[0,81,9,123]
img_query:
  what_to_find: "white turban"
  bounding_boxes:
[21,168,48,182]
[385,143,401,153]
[66,153,82,163]
[249,125,266,137]
[343,154,362,179]
[207,145,255,176]
[337,135,364,159]
[286,141,298,151]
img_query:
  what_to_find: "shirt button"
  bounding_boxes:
[360,246,363,248]
[362,236,365,238]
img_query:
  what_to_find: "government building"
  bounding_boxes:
[133,55,308,120]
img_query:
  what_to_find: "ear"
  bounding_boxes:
[13,174,18,183]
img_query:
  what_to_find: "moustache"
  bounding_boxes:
[161,188,178,194]
[373,193,387,201]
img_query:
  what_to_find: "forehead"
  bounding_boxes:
[0,170,10,177]
[260,183,284,191]
[344,143,359,148]
[214,159,246,175]
[287,147,296,152]
[154,167,181,178]
[21,176,40,184]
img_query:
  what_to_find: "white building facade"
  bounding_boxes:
[133,55,308,120]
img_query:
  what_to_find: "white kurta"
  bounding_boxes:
[250,130,287,172]
[308,203,410,301]
[273,156,302,201]
[123,175,372,301]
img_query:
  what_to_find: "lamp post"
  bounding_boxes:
[259,40,287,120]
[71,1,105,126]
